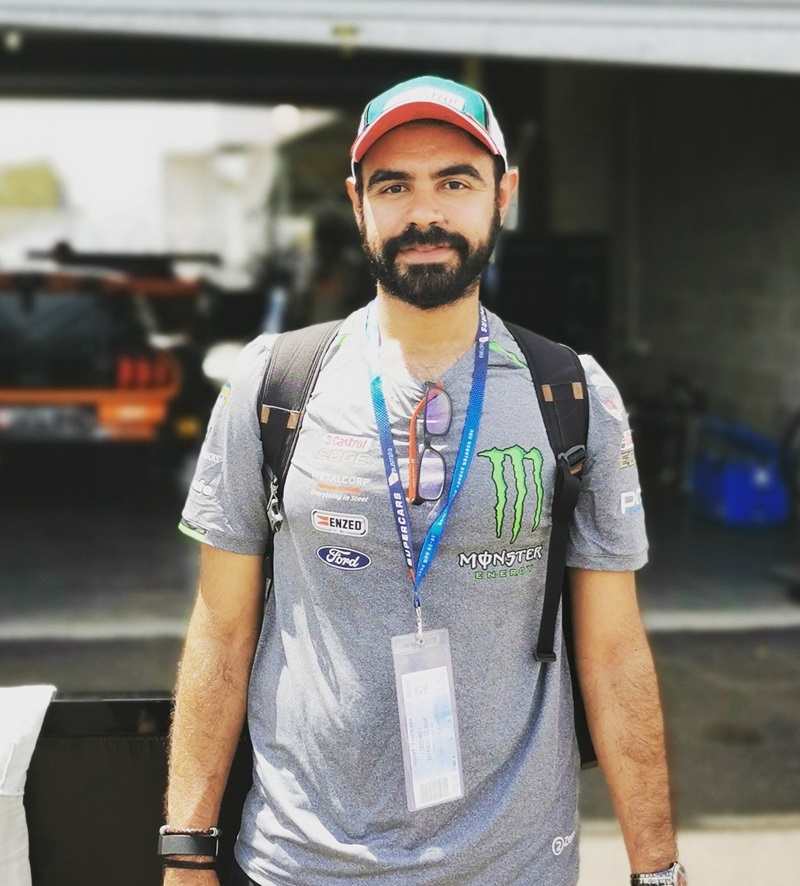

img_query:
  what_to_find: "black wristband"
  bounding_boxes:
[158,827,220,858]
[163,859,217,870]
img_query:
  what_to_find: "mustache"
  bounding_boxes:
[383,225,470,261]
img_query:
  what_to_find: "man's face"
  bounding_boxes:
[347,122,517,310]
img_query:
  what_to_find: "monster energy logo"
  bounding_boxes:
[478,445,545,542]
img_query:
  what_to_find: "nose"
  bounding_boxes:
[404,185,446,229]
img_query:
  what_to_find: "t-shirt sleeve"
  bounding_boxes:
[179,335,273,555]
[566,354,649,572]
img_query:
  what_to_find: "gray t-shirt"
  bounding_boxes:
[181,305,647,886]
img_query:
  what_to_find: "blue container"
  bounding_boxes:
[692,423,791,527]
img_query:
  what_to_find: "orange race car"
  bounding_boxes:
[0,267,210,452]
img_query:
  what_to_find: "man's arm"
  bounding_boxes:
[569,567,678,874]
[163,544,265,884]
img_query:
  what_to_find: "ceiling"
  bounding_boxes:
[0,27,472,106]
[1,1,800,81]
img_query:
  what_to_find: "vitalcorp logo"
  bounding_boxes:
[316,546,371,570]
[478,445,545,543]
[551,829,577,856]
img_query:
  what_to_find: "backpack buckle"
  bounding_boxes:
[266,473,284,534]
[533,650,557,664]
[559,444,586,476]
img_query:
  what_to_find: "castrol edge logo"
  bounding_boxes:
[322,433,371,451]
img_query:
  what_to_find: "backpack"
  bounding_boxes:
[257,318,597,768]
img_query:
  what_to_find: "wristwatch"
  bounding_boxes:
[157,826,220,857]
[631,861,687,885]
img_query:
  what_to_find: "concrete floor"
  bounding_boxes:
[2,448,799,884]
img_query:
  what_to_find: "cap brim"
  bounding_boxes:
[351,101,503,165]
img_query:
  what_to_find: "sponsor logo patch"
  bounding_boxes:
[313,470,369,488]
[620,428,636,468]
[312,509,368,537]
[478,445,545,543]
[552,829,577,856]
[621,487,643,515]
[317,448,370,465]
[316,546,371,571]
[596,386,624,421]
[190,478,214,497]
[588,366,625,421]
[459,546,544,580]
[312,470,369,499]
[322,433,371,451]
[386,87,466,114]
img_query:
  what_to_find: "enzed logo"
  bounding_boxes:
[478,445,545,542]
[311,510,368,537]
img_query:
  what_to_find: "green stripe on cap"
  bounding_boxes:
[365,77,488,129]
[352,75,507,170]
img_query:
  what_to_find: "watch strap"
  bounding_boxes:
[631,862,686,885]
[157,828,219,857]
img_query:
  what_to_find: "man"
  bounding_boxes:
[162,76,684,886]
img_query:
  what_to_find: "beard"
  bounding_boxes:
[359,207,502,310]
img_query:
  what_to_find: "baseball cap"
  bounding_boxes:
[351,75,508,171]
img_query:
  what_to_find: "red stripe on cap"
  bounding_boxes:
[351,101,501,164]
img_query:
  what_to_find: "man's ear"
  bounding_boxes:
[497,167,520,225]
[346,176,361,221]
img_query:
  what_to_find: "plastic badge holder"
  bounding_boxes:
[391,628,464,812]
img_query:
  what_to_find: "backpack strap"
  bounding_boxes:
[505,322,596,768]
[505,323,588,658]
[258,320,343,535]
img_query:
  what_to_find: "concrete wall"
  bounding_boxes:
[544,64,800,434]
[545,66,617,237]
[636,70,800,433]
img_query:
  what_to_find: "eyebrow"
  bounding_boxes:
[366,163,486,190]
[366,169,411,189]
[434,164,485,182]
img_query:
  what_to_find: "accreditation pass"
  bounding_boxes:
[391,628,464,811]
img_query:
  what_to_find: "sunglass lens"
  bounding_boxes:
[418,448,446,501]
[425,390,451,435]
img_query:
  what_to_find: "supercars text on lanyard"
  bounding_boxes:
[365,301,490,638]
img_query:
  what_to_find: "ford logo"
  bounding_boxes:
[316,546,371,571]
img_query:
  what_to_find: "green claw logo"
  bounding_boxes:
[478,446,545,542]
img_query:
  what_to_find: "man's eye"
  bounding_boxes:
[443,180,467,190]
[382,184,405,194]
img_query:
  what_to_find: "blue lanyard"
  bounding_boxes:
[366,302,490,635]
